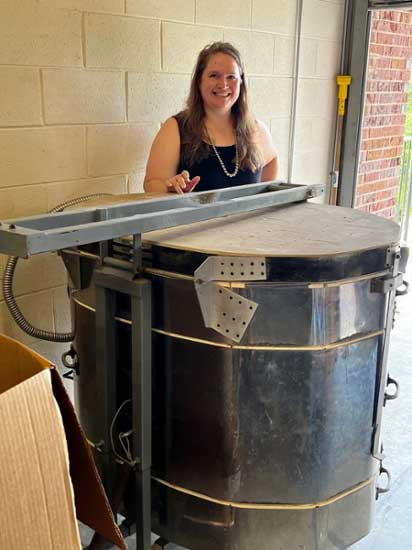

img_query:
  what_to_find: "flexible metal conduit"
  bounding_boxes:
[2,193,113,343]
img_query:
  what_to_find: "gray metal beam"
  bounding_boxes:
[0,183,324,258]
[338,0,371,207]
[1,182,289,231]
[131,278,152,550]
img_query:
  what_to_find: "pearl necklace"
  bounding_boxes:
[206,129,239,178]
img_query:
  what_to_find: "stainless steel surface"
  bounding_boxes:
[78,244,412,550]
[151,477,376,550]
[148,275,387,347]
[60,200,402,550]
[150,333,380,503]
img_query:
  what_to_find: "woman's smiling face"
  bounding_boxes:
[199,52,242,114]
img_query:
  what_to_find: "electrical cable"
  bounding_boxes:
[109,399,136,466]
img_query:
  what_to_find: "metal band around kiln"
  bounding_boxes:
[63,250,390,288]
[72,298,384,351]
[146,266,390,288]
[151,328,384,351]
[152,475,377,511]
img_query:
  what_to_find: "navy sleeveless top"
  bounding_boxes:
[174,114,262,192]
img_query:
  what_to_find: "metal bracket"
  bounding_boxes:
[372,243,405,460]
[194,256,266,343]
[371,273,404,294]
[399,245,410,273]
[195,283,258,343]
[385,245,401,272]
[195,255,267,282]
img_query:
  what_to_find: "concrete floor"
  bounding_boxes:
[80,237,412,550]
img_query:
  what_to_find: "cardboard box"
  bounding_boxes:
[0,334,126,550]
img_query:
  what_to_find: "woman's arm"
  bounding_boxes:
[144,117,180,192]
[256,120,279,182]
[144,117,200,194]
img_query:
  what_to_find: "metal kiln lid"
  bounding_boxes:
[144,202,400,258]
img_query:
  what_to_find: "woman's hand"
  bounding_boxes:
[166,170,200,194]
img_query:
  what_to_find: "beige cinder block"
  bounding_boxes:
[162,22,223,73]
[43,69,126,124]
[271,117,290,159]
[299,38,318,77]
[296,79,336,118]
[249,77,293,119]
[128,73,190,123]
[0,290,55,347]
[252,0,297,35]
[274,36,295,77]
[8,253,67,298]
[294,117,314,152]
[0,185,48,220]
[316,41,341,78]
[85,13,161,71]
[196,0,251,29]
[271,117,290,181]
[87,123,158,176]
[46,175,128,211]
[0,127,86,187]
[294,117,333,153]
[223,30,274,75]
[300,38,341,79]
[302,0,344,42]
[38,0,125,13]
[0,4,82,66]
[0,68,42,127]
[292,149,330,186]
[126,0,194,22]
[128,171,146,193]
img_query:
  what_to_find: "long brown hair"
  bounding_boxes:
[179,42,262,172]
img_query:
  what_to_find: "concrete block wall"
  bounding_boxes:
[293,0,344,185]
[356,10,412,219]
[0,0,344,362]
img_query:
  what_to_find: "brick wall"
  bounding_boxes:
[356,10,412,219]
[0,0,344,363]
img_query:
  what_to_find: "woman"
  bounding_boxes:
[144,42,278,194]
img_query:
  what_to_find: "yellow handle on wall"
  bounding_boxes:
[336,75,352,116]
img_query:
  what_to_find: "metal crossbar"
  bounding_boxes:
[0,182,324,258]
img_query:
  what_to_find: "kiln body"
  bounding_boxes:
[69,201,400,550]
